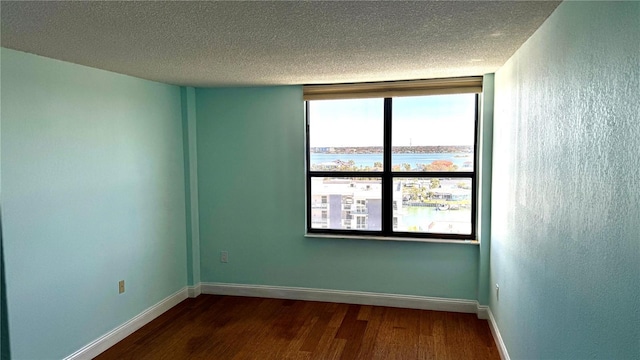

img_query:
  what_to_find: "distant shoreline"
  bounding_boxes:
[310,146,473,154]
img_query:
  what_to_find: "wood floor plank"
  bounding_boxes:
[309,308,343,359]
[431,312,450,360]
[95,295,499,360]
[354,306,384,360]
[418,310,437,360]
[299,307,333,352]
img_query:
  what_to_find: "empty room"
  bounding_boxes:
[1,1,638,359]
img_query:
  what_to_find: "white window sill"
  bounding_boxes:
[304,233,479,245]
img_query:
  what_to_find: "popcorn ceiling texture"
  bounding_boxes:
[1,1,559,86]
[491,2,639,359]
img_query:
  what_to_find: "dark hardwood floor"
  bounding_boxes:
[95,295,500,360]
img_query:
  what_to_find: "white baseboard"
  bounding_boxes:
[487,308,510,360]
[64,287,188,360]
[200,282,480,315]
[187,283,201,298]
[476,304,490,319]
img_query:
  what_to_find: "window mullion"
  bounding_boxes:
[383,98,393,235]
[471,94,480,239]
[306,101,312,234]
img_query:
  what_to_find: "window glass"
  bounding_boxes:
[308,99,384,172]
[393,177,472,235]
[392,95,475,172]
[310,177,382,231]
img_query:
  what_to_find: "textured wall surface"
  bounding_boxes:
[1,48,188,359]
[491,2,639,359]
[196,87,480,299]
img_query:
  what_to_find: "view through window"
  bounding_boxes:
[307,94,477,240]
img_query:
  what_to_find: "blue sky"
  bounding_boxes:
[309,94,476,147]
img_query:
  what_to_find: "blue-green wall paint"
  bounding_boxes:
[0,45,9,360]
[196,86,479,299]
[1,213,10,360]
[477,74,494,306]
[1,48,188,359]
[492,2,639,359]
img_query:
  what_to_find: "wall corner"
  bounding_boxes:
[181,87,201,286]
[477,73,495,306]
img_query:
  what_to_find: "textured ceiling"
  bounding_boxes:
[1,1,560,87]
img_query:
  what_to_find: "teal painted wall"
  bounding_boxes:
[491,2,639,359]
[1,48,188,359]
[196,86,480,299]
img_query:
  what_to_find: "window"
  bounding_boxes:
[305,78,480,241]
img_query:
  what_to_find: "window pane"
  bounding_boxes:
[392,94,475,172]
[309,99,384,171]
[393,177,472,235]
[310,177,382,231]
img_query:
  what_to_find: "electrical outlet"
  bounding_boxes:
[220,251,228,263]
[495,284,499,301]
[119,280,125,294]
